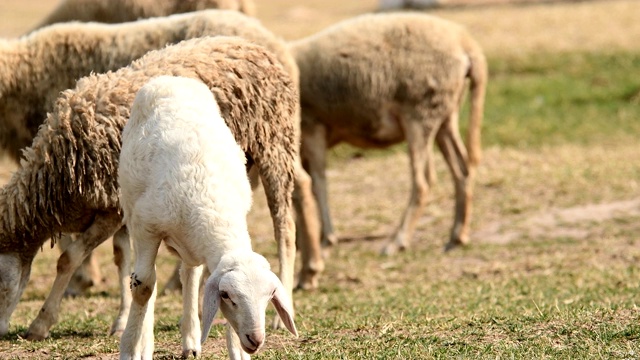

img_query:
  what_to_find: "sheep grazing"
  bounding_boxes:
[23,2,254,296]
[32,0,256,31]
[0,8,322,298]
[119,75,297,359]
[290,13,487,261]
[0,36,302,342]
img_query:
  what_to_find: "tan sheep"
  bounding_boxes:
[31,0,256,31]
[290,12,487,271]
[0,9,322,297]
[0,35,303,342]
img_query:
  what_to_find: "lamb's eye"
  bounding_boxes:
[220,291,230,300]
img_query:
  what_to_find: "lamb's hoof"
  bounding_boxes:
[181,348,201,359]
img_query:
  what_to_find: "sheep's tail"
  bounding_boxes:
[464,38,488,167]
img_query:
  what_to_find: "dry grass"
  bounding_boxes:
[2,0,639,56]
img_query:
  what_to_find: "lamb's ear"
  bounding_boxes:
[268,272,298,337]
[201,273,221,345]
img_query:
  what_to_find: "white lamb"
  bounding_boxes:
[118,76,298,359]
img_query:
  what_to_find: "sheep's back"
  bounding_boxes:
[19,36,297,228]
[121,76,252,234]
[293,13,471,125]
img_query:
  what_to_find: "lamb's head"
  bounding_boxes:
[201,250,298,354]
[0,253,31,337]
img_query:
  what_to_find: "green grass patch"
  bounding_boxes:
[473,50,640,149]
[329,50,640,163]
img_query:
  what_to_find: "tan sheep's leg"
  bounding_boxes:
[436,112,474,251]
[25,211,122,341]
[180,262,203,358]
[110,226,132,337]
[60,233,102,297]
[301,121,337,248]
[257,161,296,330]
[293,161,324,290]
[161,262,183,295]
[383,114,440,255]
[120,224,161,360]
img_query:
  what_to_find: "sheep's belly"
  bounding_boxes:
[163,238,204,268]
[329,108,405,149]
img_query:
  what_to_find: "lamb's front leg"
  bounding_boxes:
[180,262,203,358]
[119,229,161,360]
[226,323,250,360]
[25,212,121,341]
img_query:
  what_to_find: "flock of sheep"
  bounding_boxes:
[0,0,487,358]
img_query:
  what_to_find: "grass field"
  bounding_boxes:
[1,0,640,359]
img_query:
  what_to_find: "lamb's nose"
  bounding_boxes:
[246,332,265,349]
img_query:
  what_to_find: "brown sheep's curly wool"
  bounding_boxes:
[0,9,292,163]
[0,36,298,340]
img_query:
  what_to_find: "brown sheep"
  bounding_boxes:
[0,9,322,298]
[290,12,487,279]
[0,35,303,342]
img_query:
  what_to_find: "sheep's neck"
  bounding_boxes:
[203,230,253,273]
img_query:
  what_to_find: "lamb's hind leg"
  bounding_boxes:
[25,211,122,340]
[110,226,132,337]
[383,112,441,255]
[436,111,474,251]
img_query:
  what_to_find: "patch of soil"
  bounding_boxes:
[475,197,640,244]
